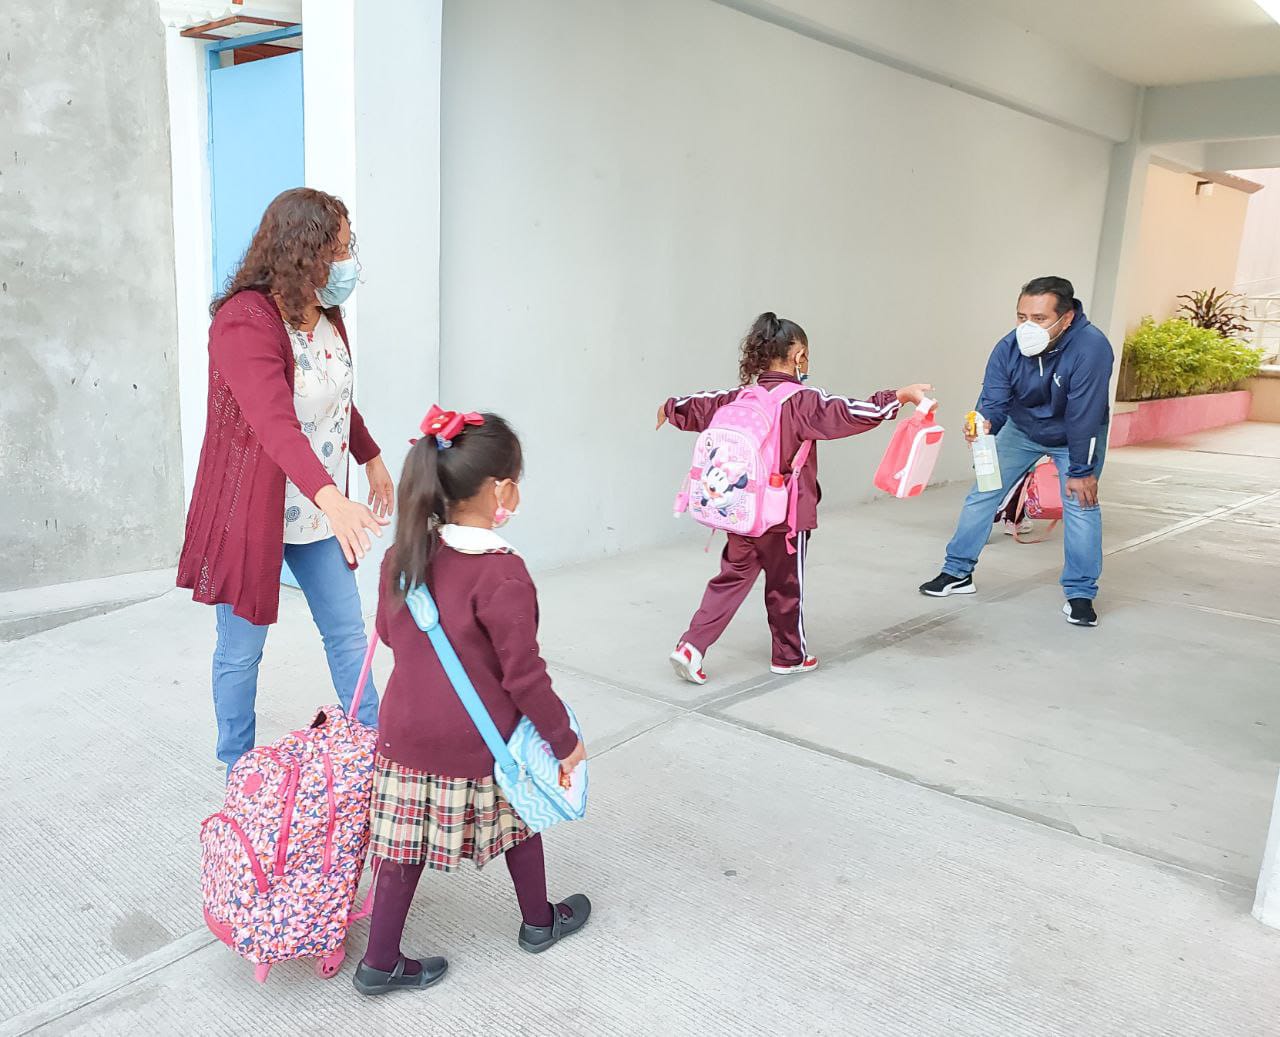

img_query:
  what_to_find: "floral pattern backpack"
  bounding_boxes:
[199,634,380,983]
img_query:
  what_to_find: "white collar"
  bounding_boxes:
[439,524,518,556]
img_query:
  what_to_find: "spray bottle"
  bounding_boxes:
[965,410,1002,492]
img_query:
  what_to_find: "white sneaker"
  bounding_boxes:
[670,642,707,685]
[770,656,819,676]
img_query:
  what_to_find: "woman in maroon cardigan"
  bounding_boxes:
[178,188,389,771]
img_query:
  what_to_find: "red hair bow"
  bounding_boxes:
[412,406,484,448]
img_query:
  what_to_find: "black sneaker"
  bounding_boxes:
[519,894,592,953]
[352,955,448,996]
[919,572,976,597]
[1063,599,1098,627]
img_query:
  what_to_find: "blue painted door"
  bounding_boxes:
[209,50,304,291]
[209,49,305,588]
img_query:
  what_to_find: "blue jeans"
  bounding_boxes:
[942,420,1108,600]
[212,536,379,772]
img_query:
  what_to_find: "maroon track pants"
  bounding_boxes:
[681,530,810,667]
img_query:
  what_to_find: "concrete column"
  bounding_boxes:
[1090,91,1150,407]
[1254,771,1280,927]
[303,0,443,602]
[159,21,214,507]
[301,0,361,406]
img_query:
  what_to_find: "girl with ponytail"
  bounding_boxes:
[657,312,933,685]
[355,409,591,996]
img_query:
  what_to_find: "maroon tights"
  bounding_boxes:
[362,834,553,972]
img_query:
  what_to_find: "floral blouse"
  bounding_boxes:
[283,315,352,544]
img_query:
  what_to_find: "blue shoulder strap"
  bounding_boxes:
[404,583,521,781]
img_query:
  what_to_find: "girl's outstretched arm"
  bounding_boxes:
[788,387,904,441]
[660,387,743,432]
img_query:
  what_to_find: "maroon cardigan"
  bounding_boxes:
[177,290,380,625]
[375,546,577,778]
[665,371,900,531]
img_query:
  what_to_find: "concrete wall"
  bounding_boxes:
[1235,168,1280,297]
[1125,164,1251,332]
[0,0,183,592]
[1246,372,1280,422]
[438,0,1112,568]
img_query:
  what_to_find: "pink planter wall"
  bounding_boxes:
[1110,390,1252,448]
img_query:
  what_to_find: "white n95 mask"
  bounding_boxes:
[1015,312,1067,357]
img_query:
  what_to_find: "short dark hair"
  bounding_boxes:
[1019,276,1075,316]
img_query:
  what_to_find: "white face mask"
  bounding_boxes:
[493,480,520,529]
[1015,312,1067,357]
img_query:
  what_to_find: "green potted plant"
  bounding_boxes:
[1122,317,1263,401]
[1175,287,1252,338]
[1113,292,1264,445]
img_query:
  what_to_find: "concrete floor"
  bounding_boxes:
[2,423,1279,1035]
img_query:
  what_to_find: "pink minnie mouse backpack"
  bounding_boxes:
[674,383,811,553]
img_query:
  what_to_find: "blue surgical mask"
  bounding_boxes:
[316,257,358,307]
[796,364,809,384]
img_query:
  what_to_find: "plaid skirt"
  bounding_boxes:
[369,754,533,871]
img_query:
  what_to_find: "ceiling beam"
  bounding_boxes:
[1147,140,1208,174]
[1142,75,1280,144]
[1202,137,1280,172]
[709,0,1138,142]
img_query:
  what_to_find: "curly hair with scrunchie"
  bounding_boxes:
[738,311,808,385]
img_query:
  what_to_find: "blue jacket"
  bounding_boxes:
[977,300,1114,478]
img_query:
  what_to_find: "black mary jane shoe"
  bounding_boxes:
[352,955,448,996]
[518,894,593,954]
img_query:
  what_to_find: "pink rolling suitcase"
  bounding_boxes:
[199,632,380,983]
[873,398,944,498]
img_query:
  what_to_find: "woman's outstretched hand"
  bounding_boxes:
[896,383,935,407]
[365,454,395,519]
[655,404,668,430]
[316,485,390,564]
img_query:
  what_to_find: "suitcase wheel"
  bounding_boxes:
[316,947,346,979]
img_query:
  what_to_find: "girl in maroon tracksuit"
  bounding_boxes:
[659,312,932,684]
[354,412,590,996]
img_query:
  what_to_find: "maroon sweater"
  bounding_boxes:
[177,290,380,625]
[665,371,901,530]
[374,544,577,778]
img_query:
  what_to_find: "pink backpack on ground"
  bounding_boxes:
[674,382,811,553]
[200,632,380,983]
[1018,457,1063,542]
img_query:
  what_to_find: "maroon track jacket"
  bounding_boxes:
[664,371,900,531]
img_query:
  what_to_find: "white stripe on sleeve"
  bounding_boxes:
[802,387,900,418]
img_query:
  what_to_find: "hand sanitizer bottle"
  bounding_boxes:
[966,411,1002,492]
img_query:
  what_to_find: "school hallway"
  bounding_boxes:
[2,423,1278,1036]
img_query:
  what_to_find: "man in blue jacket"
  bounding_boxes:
[920,276,1114,626]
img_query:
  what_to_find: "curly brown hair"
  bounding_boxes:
[739,312,808,384]
[210,187,350,325]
